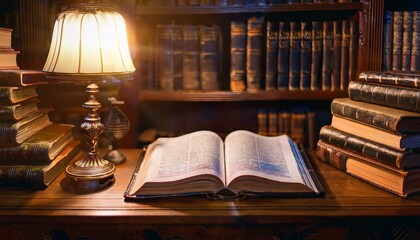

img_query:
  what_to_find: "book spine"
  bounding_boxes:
[402,11,413,72]
[348,21,358,82]
[267,108,278,136]
[382,11,393,71]
[348,81,420,113]
[0,125,17,146]
[316,140,347,171]
[230,21,247,92]
[319,126,407,169]
[200,25,220,91]
[358,71,420,88]
[332,21,342,91]
[278,111,291,135]
[310,21,322,90]
[300,21,311,90]
[156,25,175,91]
[182,25,200,90]
[173,25,183,90]
[290,110,306,147]
[0,167,45,188]
[330,100,400,133]
[265,21,279,90]
[411,11,420,72]
[0,143,50,163]
[246,16,265,92]
[322,21,333,90]
[340,20,350,90]
[257,108,268,136]
[392,11,403,71]
[289,21,301,90]
[277,21,290,90]
[306,111,317,150]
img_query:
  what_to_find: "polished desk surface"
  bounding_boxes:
[0,148,419,226]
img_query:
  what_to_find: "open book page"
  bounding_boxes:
[129,131,226,196]
[224,130,311,193]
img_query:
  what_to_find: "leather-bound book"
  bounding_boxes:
[246,16,265,92]
[200,25,220,91]
[322,21,333,90]
[277,21,290,90]
[310,21,322,90]
[411,11,420,71]
[340,20,350,90]
[230,21,247,92]
[182,25,200,90]
[289,21,301,90]
[358,71,420,88]
[155,24,175,90]
[402,11,413,72]
[265,21,279,90]
[348,21,359,82]
[332,20,342,91]
[392,11,403,71]
[382,11,393,71]
[300,21,311,90]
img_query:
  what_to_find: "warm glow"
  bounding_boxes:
[43,7,135,76]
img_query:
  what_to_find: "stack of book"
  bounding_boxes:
[316,71,420,197]
[0,69,81,189]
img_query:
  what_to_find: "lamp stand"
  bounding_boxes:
[65,83,116,191]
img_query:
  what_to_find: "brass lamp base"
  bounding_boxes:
[65,83,116,192]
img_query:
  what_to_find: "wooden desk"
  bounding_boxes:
[0,149,419,239]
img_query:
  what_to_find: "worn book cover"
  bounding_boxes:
[230,20,247,92]
[246,16,264,92]
[277,21,290,90]
[392,11,403,71]
[0,108,52,146]
[300,21,311,90]
[382,11,393,71]
[340,20,350,90]
[358,71,420,88]
[0,123,74,164]
[348,80,420,113]
[348,21,358,82]
[331,98,420,133]
[265,21,279,90]
[322,21,333,90]
[316,140,420,198]
[411,11,420,71]
[289,21,301,91]
[125,130,324,200]
[200,25,220,91]
[319,125,420,169]
[182,25,200,90]
[0,139,81,189]
[402,11,413,72]
[0,98,38,122]
[0,69,47,87]
[332,20,342,91]
[310,21,322,90]
[155,24,175,90]
[0,86,38,104]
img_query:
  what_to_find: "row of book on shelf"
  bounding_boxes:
[383,11,420,72]
[0,27,81,190]
[316,70,420,198]
[150,17,358,92]
[256,107,320,150]
[139,0,358,6]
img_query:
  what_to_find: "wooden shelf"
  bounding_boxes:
[136,2,363,15]
[139,90,348,102]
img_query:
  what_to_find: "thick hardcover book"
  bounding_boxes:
[0,139,81,189]
[0,109,52,147]
[278,111,291,135]
[411,11,420,72]
[300,21,311,90]
[267,108,278,136]
[319,125,420,169]
[230,21,247,92]
[310,21,322,90]
[382,11,393,71]
[331,98,420,133]
[246,16,265,92]
[265,21,279,90]
[0,27,12,50]
[0,70,47,87]
[322,21,333,90]
[124,130,323,200]
[348,21,358,82]
[0,124,74,164]
[200,25,220,91]
[0,49,19,70]
[331,115,420,150]
[316,140,420,198]
[348,80,420,113]
[182,25,200,90]
[0,98,38,122]
[155,24,175,91]
[358,71,420,88]
[402,11,413,72]
[392,11,403,71]
[289,21,301,90]
[277,21,290,90]
[290,111,306,147]
[340,20,350,90]
[173,25,183,90]
[332,21,342,91]
[0,86,37,104]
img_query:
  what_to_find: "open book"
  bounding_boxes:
[124,130,324,200]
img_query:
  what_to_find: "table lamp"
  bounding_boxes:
[43,0,135,191]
